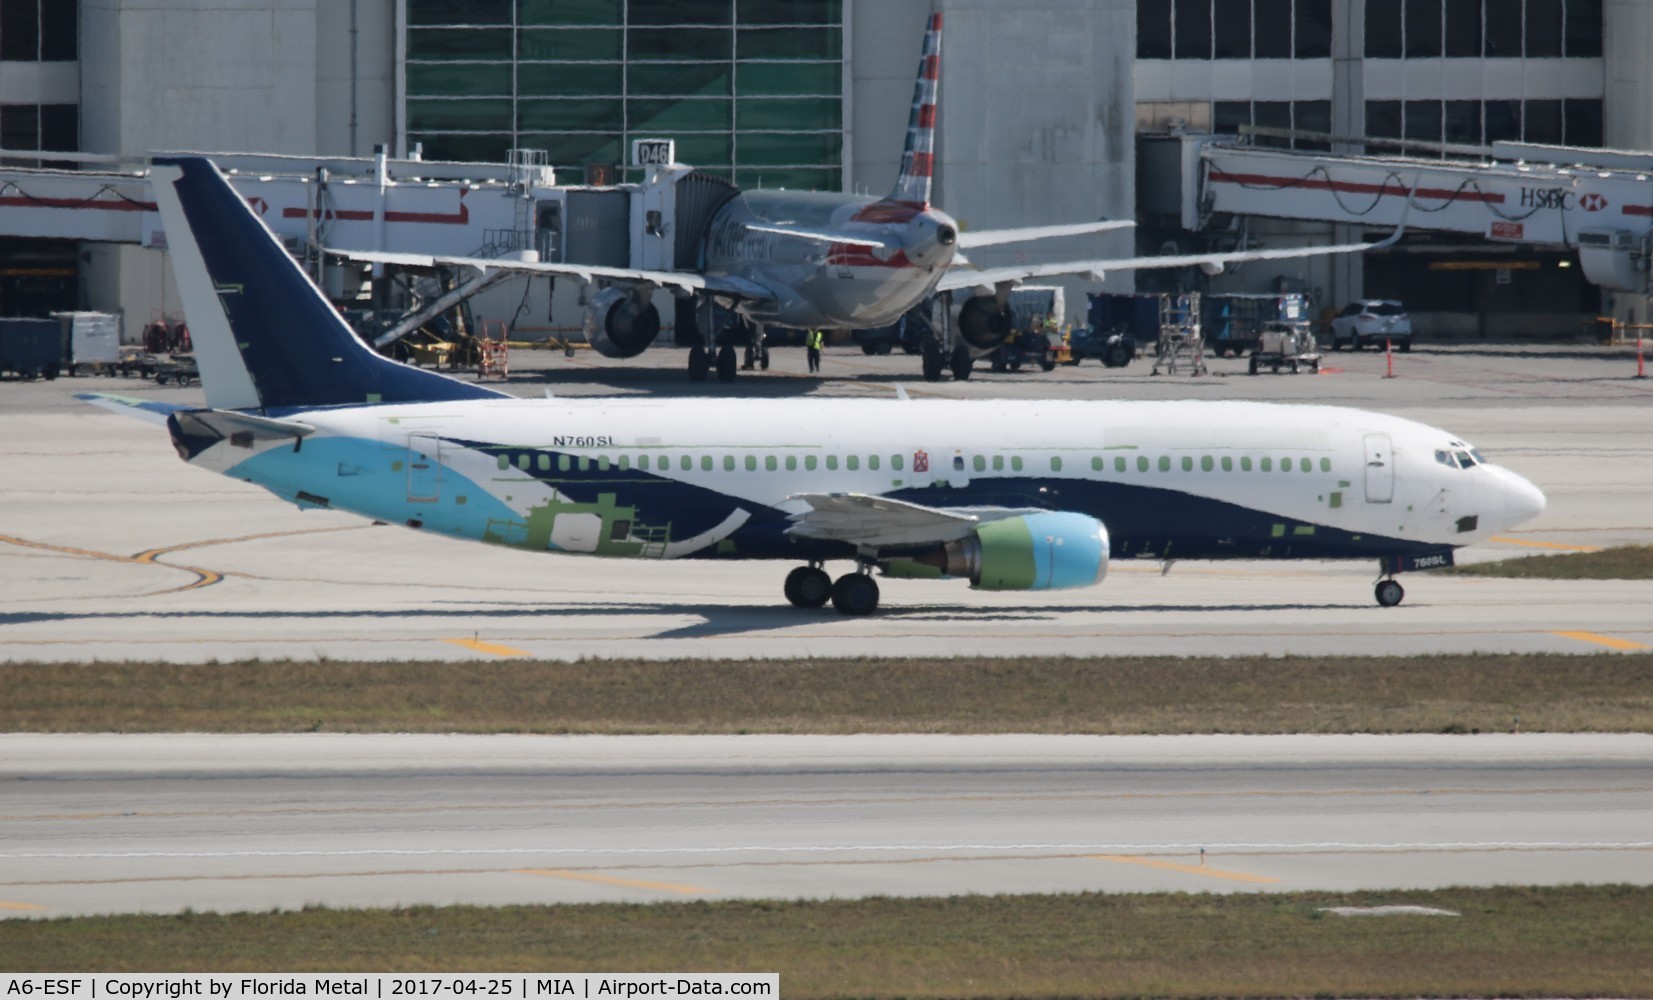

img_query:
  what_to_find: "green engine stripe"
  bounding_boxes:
[974,517,1037,590]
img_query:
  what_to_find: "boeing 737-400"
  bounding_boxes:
[84,156,1545,615]
[334,13,1397,386]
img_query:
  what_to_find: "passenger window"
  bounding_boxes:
[891,454,903,471]
[786,456,797,471]
[1115,456,1126,473]
[1051,457,1063,472]
[558,455,571,472]
[701,456,712,471]
[619,456,630,471]
[723,456,736,471]
[681,455,692,471]
[1092,457,1103,471]
[745,456,757,471]
[766,456,778,471]
[497,455,509,471]
[1280,458,1292,473]
[847,455,860,471]
[1241,457,1252,471]
[1201,456,1213,472]
[1181,456,1193,472]
[1137,456,1149,472]
[805,455,817,471]
[536,454,549,471]
[1301,458,1312,473]
[1221,456,1233,471]
[1261,457,1272,472]
[1158,456,1170,472]
[827,455,838,470]
[868,455,880,470]
[1319,458,1331,472]
[598,456,610,472]
[974,456,987,472]
[1011,456,1023,471]
[578,457,590,471]
[517,454,530,471]
[953,455,964,471]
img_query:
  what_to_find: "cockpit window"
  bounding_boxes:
[1435,449,1461,469]
[1455,450,1478,468]
[1469,448,1487,464]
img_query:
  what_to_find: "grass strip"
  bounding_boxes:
[1452,544,1653,579]
[3,886,1650,996]
[3,654,1651,734]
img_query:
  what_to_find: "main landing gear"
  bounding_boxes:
[1374,577,1405,607]
[784,563,880,615]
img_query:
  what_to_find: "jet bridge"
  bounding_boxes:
[1161,131,1653,294]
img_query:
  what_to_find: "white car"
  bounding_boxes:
[1330,300,1412,351]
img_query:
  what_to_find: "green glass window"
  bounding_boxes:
[1261,457,1273,472]
[1201,456,1214,472]
[1137,456,1149,472]
[826,456,837,470]
[1011,457,1023,471]
[630,1,732,26]
[738,27,841,59]
[519,0,622,26]
[410,0,510,26]
[736,62,839,96]
[628,98,733,133]
[1051,457,1062,472]
[805,455,817,470]
[734,130,840,167]
[1158,456,1171,472]
[408,28,512,60]
[557,455,571,472]
[1301,458,1313,473]
[669,134,734,165]
[1241,457,1253,471]
[518,62,624,97]
[408,99,512,131]
[1092,457,1103,471]
[518,99,624,131]
[1181,456,1193,472]
[736,97,840,130]
[1281,458,1293,473]
[629,63,731,97]
[734,167,838,189]
[410,134,514,163]
[723,456,736,471]
[408,63,512,97]
[766,455,779,471]
[890,455,903,471]
[868,455,879,470]
[578,457,591,471]
[598,456,610,471]
[701,455,713,471]
[785,456,797,471]
[537,454,550,471]
[992,456,1003,471]
[1114,457,1126,472]
[1222,456,1233,471]
[741,0,841,25]
[518,29,623,61]
[630,28,731,61]
[1320,458,1332,472]
[516,454,530,470]
[847,455,859,471]
[744,455,757,470]
[682,455,692,470]
[973,455,986,472]
[521,132,624,167]
[619,456,630,470]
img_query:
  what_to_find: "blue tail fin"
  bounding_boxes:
[149,156,507,411]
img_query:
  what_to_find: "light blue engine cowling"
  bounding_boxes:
[886,512,1110,590]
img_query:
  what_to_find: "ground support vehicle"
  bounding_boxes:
[1248,320,1321,374]
[57,312,124,376]
[0,318,66,380]
[150,353,200,386]
[1330,299,1413,351]
[1203,292,1312,356]
[989,327,1059,372]
[1062,326,1137,367]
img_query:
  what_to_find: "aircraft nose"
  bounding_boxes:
[1499,469,1547,529]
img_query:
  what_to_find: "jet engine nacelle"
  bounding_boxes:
[957,294,1014,351]
[885,511,1110,590]
[583,287,661,359]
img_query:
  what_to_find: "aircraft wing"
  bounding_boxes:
[936,230,1402,292]
[785,493,982,548]
[325,248,711,295]
[743,223,891,249]
[955,219,1135,250]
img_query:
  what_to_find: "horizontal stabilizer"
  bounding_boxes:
[956,219,1134,250]
[172,408,315,444]
[77,393,190,426]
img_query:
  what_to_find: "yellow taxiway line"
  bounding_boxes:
[1553,630,1649,651]
[0,900,47,911]
[442,637,532,658]
[1488,536,1601,552]
[516,869,713,895]
[1089,854,1280,884]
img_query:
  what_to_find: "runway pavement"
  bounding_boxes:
[2,345,1650,661]
[2,732,1649,918]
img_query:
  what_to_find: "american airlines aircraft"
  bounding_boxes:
[340,13,1394,385]
[86,156,1546,615]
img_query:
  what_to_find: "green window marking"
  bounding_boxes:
[786,456,797,471]
[805,456,817,471]
[1158,456,1171,472]
[827,456,838,470]
[891,455,904,471]
[497,455,509,471]
[1181,456,1194,472]
[724,456,736,471]
[1092,457,1103,471]
[598,456,610,472]
[1115,456,1126,473]
[766,455,778,471]
[992,455,1003,471]
[1320,457,1332,472]
[1221,456,1233,471]
[392,461,405,472]
[619,456,631,471]
[1201,456,1214,472]
[1302,458,1313,473]
[1242,457,1253,471]
[1271,524,1286,538]
[1011,456,1023,472]
[680,455,692,471]
[974,455,986,473]
[1293,525,1316,536]
[1137,456,1149,472]
[1261,457,1272,472]
[745,455,757,471]
[1051,457,1063,472]
[847,456,860,471]
[701,456,713,471]
[868,455,880,471]
[517,455,530,471]
[1329,491,1343,508]
[578,457,591,472]
[536,454,549,471]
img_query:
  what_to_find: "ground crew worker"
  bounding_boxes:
[805,327,824,373]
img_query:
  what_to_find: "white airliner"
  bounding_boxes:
[336,13,1395,385]
[86,156,1545,615]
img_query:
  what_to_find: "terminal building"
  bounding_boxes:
[2,0,1650,337]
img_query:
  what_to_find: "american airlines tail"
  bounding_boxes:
[147,156,506,412]
[887,11,942,207]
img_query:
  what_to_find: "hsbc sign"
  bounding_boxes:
[1520,187,1610,212]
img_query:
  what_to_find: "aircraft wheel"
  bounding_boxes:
[950,344,973,381]
[688,345,710,381]
[783,566,832,608]
[861,343,878,356]
[1040,353,1057,372]
[830,572,880,616]
[758,346,771,370]
[875,340,892,355]
[716,345,738,382]
[921,343,945,381]
[1375,579,1404,608]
